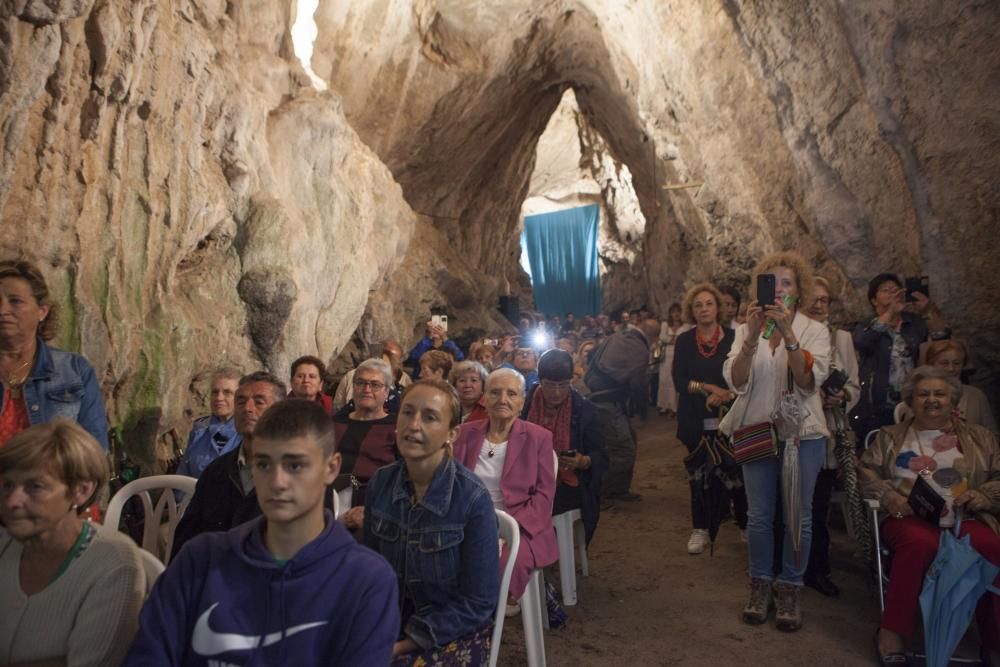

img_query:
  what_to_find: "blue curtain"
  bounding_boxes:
[521,204,601,317]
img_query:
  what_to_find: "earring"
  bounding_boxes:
[71,503,78,511]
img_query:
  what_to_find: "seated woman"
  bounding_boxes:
[522,349,608,544]
[334,358,398,530]
[860,366,1000,666]
[450,360,489,423]
[453,368,557,611]
[468,341,499,371]
[925,339,997,433]
[364,380,499,666]
[419,350,455,382]
[0,419,146,666]
[288,355,334,414]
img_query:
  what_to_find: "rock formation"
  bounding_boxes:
[1,0,997,459]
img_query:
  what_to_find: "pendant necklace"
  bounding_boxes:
[3,358,32,400]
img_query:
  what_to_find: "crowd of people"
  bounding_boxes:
[1,255,998,666]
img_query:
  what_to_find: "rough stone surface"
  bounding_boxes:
[313,0,1000,398]
[0,0,419,459]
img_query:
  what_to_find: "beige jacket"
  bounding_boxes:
[859,417,1000,532]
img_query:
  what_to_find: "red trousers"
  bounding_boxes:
[881,516,1000,650]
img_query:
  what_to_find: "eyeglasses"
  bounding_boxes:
[353,380,386,391]
[515,350,534,357]
[813,297,831,306]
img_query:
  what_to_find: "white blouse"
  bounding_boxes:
[474,438,508,510]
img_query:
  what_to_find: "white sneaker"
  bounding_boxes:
[687,529,709,554]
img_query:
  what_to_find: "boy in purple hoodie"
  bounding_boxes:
[124,399,399,667]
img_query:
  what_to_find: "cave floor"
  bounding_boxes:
[497,413,882,666]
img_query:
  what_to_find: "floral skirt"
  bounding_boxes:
[391,624,492,667]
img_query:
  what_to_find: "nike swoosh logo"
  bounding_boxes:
[191,603,328,656]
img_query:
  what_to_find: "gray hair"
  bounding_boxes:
[902,365,963,407]
[239,371,287,402]
[356,358,393,388]
[449,360,488,386]
[211,367,243,384]
[485,367,526,396]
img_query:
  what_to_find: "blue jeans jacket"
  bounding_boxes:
[2,339,109,449]
[176,415,241,478]
[363,457,499,650]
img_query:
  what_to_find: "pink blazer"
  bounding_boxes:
[453,419,558,567]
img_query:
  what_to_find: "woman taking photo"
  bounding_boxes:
[720,251,831,632]
[861,366,1000,666]
[453,368,557,610]
[364,380,499,666]
[672,284,737,555]
[0,419,145,665]
[657,302,689,417]
[449,360,489,423]
[0,260,108,448]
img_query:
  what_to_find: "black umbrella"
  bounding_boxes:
[684,432,741,553]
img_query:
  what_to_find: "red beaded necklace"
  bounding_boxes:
[696,325,722,359]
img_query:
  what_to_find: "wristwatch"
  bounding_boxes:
[784,341,800,352]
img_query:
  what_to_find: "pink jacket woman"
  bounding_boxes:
[453,417,558,598]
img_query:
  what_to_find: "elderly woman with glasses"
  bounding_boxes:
[1,419,145,666]
[453,368,557,610]
[522,349,608,544]
[334,358,399,531]
[861,365,1000,666]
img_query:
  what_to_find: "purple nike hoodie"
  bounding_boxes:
[123,512,399,666]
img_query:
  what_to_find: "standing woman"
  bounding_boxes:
[672,284,736,554]
[364,380,499,666]
[657,303,689,416]
[720,251,831,632]
[0,260,108,448]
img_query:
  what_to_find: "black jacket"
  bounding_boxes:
[672,327,735,447]
[583,328,652,418]
[522,386,609,543]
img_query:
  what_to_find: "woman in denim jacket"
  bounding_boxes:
[0,260,108,449]
[364,379,499,666]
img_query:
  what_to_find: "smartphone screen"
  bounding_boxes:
[440,315,448,332]
[905,276,929,303]
[756,274,776,307]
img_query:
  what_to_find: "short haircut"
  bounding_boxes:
[211,367,242,384]
[537,349,574,382]
[867,272,902,303]
[813,276,832,295]
[0,419,109,512]
[290,355,326,381]
[925,339,968,366]
[449,360,488,386]
[401,379,462,429]
[356,357,393,387]
[420,349,454,378]
[751,251,816,310]
[253,399,336,455]
[682,283,724,324]
[719,284,742,307]
[0,259,60,341]
[901,365,962,407]
[239,371,287,401]
[486,367,526,396]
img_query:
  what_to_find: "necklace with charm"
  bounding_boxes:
[487,440,506,458]
[3,358,32,400]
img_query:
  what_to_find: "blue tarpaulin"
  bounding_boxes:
[521,204,602,317]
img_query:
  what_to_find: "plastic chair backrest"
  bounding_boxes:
[138,548,165,596]
[864,429,881,451]
[490,510,520,667]
[104,474,197,566]
[893,402,909,424]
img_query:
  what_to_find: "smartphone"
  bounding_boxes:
[905,276,929,303]
[430,314,442,329]
[561,449,578,458]
[756,274,776,307]
[821,368,849,395]
[440,315,448,332]
[484,338,500,347]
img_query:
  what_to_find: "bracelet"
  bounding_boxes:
[785,341,800,352]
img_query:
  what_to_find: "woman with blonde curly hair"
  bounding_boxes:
[719,251,832,632]
[672,283,737,554]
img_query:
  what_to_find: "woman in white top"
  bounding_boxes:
[0,419,145,667]
[720,251,831,632]
[452,368,558,604]
[657,303,689,416]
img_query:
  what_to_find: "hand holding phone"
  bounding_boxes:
[756,274,776,308]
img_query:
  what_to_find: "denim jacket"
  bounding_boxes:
[363,457,499,650]
[175,415,241,478]
[1,339,108,449]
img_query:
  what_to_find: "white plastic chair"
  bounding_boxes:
[552,509,589,606]
[137,548,165,596]
[104,475,197,566]
[490,510,521,667]
[521,569,547,667]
